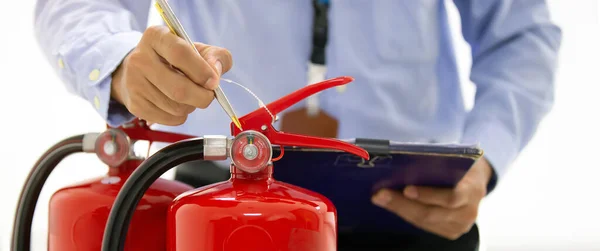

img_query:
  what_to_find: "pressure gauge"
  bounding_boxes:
[230,130,272,173]
[95,129,131,167]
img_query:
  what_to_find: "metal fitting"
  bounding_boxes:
[82,133,100,153]
[229,130,272,173]
[203,135,232,161]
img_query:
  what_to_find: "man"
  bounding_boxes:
[34,0,561,250]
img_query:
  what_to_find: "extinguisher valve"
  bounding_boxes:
[94,129,134,167]
[230,130,272,173]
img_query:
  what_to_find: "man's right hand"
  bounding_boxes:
[111,25,233,126]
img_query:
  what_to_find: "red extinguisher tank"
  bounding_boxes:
[168,165,337,251]
[100,77,370,251]
[11,119,197,251]
[49,159,192,251]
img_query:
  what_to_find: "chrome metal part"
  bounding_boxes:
[82,133,100,153]
[203,135,231,161]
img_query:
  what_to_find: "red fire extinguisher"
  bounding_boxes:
[100,76,369,251]
[10,116,202,250]
[11,76,369,251]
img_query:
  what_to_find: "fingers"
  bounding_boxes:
[124,46,204,114]
[127,94,187,126]
[194,42,233,75]
[367,164,490,240]
[144,78,196,116]
[143,54,215,109]
[145,26,214,87]
[143,26,232,90]
[372,189,477,240]
[403,185,469,209]
[115,25,235,126]
[372,189,457,237]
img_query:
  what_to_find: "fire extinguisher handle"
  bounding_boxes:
[231,76,353,132]
[109,118,196,143]
[265,76,353,115]
[230,76,369,160]
[268,131,370,160]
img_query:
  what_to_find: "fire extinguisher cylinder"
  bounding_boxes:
[168,131,338,251]
[102,132,340,251]
[11,119,198,251]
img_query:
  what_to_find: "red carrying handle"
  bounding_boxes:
[108,118,196,143]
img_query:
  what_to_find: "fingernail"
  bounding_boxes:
[215,60,222,76]
[372,190,392,207]
[404,186,418,199]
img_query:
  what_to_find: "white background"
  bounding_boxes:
[0,0,599,250]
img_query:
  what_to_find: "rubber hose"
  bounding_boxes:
[11,135,85,251]
[102,138,205,251]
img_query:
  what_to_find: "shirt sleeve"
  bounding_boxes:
[452,0,562,192]
[34,0,152,127]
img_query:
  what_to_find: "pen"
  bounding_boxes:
[154,0,243,130]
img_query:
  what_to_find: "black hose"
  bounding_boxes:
[11,135,85,251]
[101,138,205,251]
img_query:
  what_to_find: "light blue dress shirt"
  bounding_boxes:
[34,0,562,190]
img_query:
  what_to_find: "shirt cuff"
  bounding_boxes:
[461,117,519,193]
[77,31,142,127]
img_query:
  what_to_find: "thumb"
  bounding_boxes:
[194,42,233,77]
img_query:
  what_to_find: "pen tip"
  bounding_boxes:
[232,117,243,131]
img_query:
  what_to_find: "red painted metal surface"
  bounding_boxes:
[120,118,196,144]
[49,159,193,251]
[49,119,196,251]
[230,76,369,160]
[47,77,368,250]
[165,77,368,251]
[167,165,337,251]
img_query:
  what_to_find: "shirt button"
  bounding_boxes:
[89,69,101,81]
[94,96,101,109]
[58,58,65,69]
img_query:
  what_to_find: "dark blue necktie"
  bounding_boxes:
[311,0,329,65]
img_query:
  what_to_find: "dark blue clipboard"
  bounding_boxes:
[272,138,483,234]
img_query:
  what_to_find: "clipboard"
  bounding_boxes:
[271,138,483,234]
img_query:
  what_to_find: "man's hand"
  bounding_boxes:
[111,25,233,125]
[371,158,493,240]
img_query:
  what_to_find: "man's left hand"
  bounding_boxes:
[371,158,493,240]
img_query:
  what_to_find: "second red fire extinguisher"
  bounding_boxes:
[11,117,201,251]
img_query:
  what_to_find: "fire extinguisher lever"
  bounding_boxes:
[231,76,369,160]
[113,118,196,143]
[264,76,353,117]
[270,132,369,159]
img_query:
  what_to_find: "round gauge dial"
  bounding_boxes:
[95,129,130,167]
[230,131,272,173]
